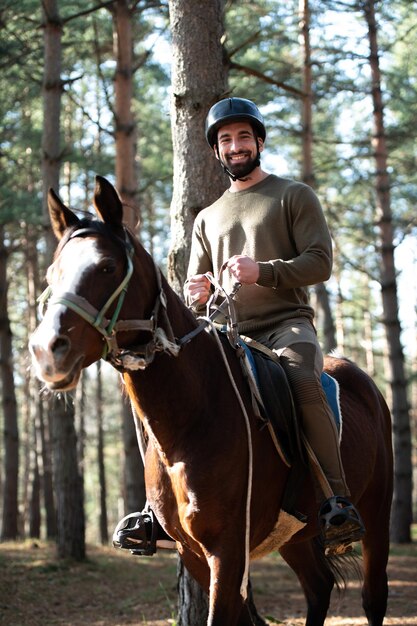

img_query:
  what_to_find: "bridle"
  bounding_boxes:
[38,226,179,371]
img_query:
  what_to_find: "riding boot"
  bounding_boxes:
[300,399,365,553]
[299,398,349,497]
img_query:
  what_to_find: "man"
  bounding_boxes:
[184,96,365,554]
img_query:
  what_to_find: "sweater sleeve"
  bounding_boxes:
[256,184,333,289]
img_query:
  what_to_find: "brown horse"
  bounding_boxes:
[30,176,393,626]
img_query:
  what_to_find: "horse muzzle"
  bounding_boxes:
[29,327,85,391]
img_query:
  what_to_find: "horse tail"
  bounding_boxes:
[313,536,363,594]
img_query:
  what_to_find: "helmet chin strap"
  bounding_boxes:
[218,146,261,182]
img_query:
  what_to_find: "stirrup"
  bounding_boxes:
[319,496,365,556]
[112,507,176,556]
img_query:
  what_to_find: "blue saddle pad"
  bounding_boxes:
[321,371,341,434]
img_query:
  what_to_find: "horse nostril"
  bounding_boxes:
[50,335,71,357]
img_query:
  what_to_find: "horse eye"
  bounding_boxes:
[99,259,116,274]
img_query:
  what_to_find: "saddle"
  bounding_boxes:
[238,336,341,462]
[238,336,301,467]
[227,334,342,514]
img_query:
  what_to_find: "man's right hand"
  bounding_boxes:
[184,273,212,306]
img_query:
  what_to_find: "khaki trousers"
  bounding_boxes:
[248,318,349,497]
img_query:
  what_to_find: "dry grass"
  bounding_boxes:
[0,541,416,625]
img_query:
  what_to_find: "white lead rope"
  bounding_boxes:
[198,315,253,600]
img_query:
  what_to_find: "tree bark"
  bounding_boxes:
[167,0,228,296]
[96,363,109,544]
[41,0,85,556]
[314,282,337,353]
[110,0,146,514]
[50,395,85,560]
[168,1,229,621]
[111,0,140,230]
[26,222,57,539]
[0,225,19,540]
[41,0,63,259]
[122,398,145,514]
[299,0,315,190]
[299,0,336,351]
[29,438,41,539]
[364,0,411,542]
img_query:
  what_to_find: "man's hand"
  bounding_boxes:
[185,273,212,306]
[227,255,259,284]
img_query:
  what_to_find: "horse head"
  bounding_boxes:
[30,176,163,391]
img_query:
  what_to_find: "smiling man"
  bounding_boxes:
[184,97,365,555]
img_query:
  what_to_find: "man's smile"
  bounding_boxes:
[227,152,251,161]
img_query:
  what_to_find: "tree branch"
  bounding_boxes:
[228,60,304,98]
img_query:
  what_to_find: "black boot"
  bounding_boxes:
[113,506,176,556]
[319,495,365,556]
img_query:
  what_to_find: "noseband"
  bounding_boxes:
[38,226,179,371]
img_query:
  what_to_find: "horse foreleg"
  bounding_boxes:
[205,551,252,626]
[179,545,261,626]
[280,539,334,626]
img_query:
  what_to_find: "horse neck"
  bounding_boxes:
[135,247,197,336]
[123,243,215,444]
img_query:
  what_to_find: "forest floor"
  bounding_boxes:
[0,539,416,626]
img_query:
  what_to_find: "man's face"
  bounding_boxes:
[215,121,263,178]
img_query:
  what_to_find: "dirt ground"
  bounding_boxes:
[0,540,416,625]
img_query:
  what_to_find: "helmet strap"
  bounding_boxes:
[218,144,261,182]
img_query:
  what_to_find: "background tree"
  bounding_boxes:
[0,226,19,540]
[167,0,228,295]
[167,1,228,621]
[363,0,412,542]
[41,0,85,560]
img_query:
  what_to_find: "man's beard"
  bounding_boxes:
[222,151,260,179]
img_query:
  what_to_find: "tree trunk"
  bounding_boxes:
[167,0,228,295]
[111,0,145,514]
[122,398,145,514]
[299,0,336,351]
[364,0,411,541]
[176,559,208,626]
[299,0,315,190]
[41,0,63,258]
[111,0,140,230]
[0,225,19,540]
[39,399,57,539]
[26,223,57,538]
[50,395,85,560]
[41,0,85,555]
[314,282,337,353]
[29,437,41,539]
[168,1,229,621]
[97,363,109,544]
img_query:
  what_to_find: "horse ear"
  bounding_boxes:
[93,176,123,227]
[48,188,80,240]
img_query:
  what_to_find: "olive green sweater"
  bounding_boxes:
[186,174,332,333]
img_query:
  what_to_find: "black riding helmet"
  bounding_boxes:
[205,97,266,149]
